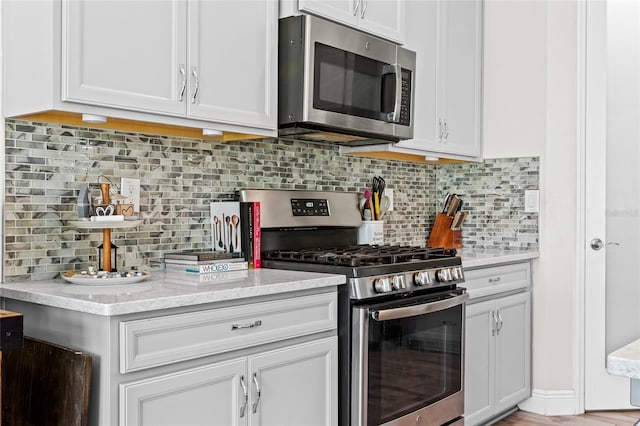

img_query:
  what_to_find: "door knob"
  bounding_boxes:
[590,238,620,250]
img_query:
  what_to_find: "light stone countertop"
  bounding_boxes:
[608,339,640,379]
[0,269,346,317]
[459,248,539,269]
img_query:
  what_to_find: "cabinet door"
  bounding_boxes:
[248,337,338,426]
[119,358,246,426]
[464,300,496,426]
[187,0,277,129]
[394,0,439,152]
[297,0,359,29]
[358,0,405,43]
[63,0,187,115]
[439,0,483,158]
[494,292,531,413]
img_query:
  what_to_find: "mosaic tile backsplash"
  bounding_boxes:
[4,119,538,281]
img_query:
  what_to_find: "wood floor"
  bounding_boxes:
[493,410,640,425]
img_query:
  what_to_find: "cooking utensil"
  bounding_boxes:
[223,214,229,251]
[441,192,451,213]
[213,216,218,251]
[379,196,390,219]
[215,216,223,249]
[364,188,374,217]
[232,215,239,251]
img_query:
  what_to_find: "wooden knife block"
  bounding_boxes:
[427,213,462,249]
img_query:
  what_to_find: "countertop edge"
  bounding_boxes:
[0,270,346,316]
[460,249,539,269]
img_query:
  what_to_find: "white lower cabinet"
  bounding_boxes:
[464,261,531,426]
[120,336,337,426]
[465,292,530,425]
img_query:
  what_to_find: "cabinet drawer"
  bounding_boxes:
[120,292,337,373]
[464,263,530,300]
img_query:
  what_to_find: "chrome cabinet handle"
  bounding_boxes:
[240,375,248,418]
[488,277,501,283]
[443,120,449,142]
[491,310,497,336]
[191,66,199,104]
[252,373,261,414]
[179,64,186,102]
[496,310,504,335]
[231,320,262,330]
[382,64,402,123]
[353,0,360,16]
[361,0,367,18]
[438,119,443,143]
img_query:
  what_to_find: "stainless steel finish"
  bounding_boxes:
[360,0,367,18]
[391,274,406,290]
[590,237,620,250]
[278,15,416,143]
[353,295,467,426]
[351,307,369,426]
[252,373,261,413]
[240,189,362,228]
[371,293,469,321]
[443,120,449,142]
[489,276,501,283]
[179,64,186,102]
[438,119,443,143]
[240,375,248,417]
[231,320,262,330]
[492,310,497,336]
[390,63,402,123]
[191,66,199,103]
[350,268,465,300]
[353,0,360,15]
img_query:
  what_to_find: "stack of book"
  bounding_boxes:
[164,251,248,277]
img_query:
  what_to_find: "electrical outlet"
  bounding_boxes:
[121,178,140,212]
[383,188,394,211]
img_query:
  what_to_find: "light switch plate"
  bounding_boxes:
[524,190,539,213]
[121,178,140,212]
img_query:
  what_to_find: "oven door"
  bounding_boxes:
[352,290,469,426]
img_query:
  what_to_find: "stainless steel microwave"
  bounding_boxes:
[278,15,416,146]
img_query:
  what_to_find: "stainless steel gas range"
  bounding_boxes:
[240,189,468,426]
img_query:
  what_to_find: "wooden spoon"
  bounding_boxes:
[232,215,240,251]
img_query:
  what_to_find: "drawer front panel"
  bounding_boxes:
[464,263,531,300]
[120,292,337,373]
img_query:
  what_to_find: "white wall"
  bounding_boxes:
[483,0,580,414]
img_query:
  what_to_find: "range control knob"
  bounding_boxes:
[374,277,393,293]
[437,268,453,282]
[413,271,432,286]
[451,267,464,281]
[392,275,406,291]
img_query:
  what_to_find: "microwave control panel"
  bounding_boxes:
[291,199,330,216]
[399,69,412,126]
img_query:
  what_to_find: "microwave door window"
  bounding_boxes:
[313,43,386,121]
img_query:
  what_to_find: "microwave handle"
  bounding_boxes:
[383,63,402,123]
[371,293,469,321]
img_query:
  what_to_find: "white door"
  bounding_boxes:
[438,0,483,158]
[584,0,640,409]
[63,0,187,115]
[187,0,277,129]
[247,337,337,426]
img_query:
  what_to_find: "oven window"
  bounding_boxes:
[366,304,463,425]
[313,43,394,121]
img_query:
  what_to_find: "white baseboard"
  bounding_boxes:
[518,389,581,416]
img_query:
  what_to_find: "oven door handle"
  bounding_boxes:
[370,293,469,321]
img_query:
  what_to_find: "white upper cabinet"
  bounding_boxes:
[187,0,277,128]
[297,0,405,43]
[394,0,483,160]
[63,0,277,130]
[3,0,277,136]
[63,1,187,116]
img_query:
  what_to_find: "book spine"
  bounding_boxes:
[167,262,248,273]
[164,258,245,265]
[240,202,254,267]
[253,202,261,268]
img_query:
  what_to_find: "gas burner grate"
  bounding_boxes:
[262,245,457,267]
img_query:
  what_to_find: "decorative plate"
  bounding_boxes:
[61,270,151,286]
